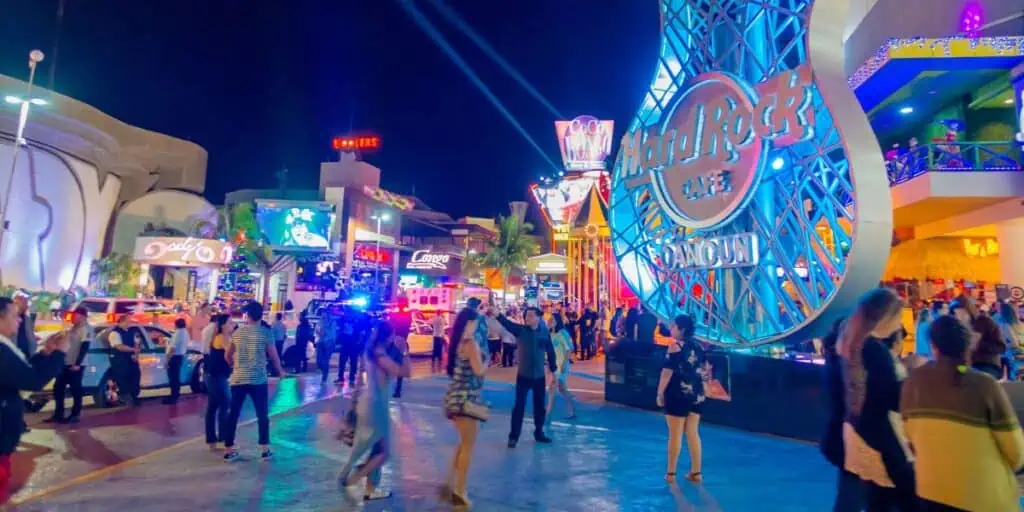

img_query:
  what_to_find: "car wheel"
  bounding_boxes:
[190,360,207,394]
[94,372,120,408]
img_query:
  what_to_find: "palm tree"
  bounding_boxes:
[478,215,539,305]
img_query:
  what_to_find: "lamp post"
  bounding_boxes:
[0,49,46,286]
[370,212,391,300]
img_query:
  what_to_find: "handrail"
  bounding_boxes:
[887,142,1023,185]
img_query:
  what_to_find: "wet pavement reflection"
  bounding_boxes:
[8,367,840,511]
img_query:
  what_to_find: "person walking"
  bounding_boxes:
[546,314,576,421]
[439,309,487,507]
[338,314,361,386]
[838,288,914,511]
[338,321,411,501]
[901,315,1024,510]
[430,313,447,374]
[496,307,557,448]
[316,316,337,384]
[204,314,233,451]
[0,297,67,501]
[162,318,189,405]
[818,318,863,512]
[292,312,314,373]
[222,302,286,462]
[108,314,141,407]
[656,314,707,484]
[271,313,287,376]
[47,306,93,424]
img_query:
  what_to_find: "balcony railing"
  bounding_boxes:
[887,142,1023,186]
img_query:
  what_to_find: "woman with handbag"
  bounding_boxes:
[439,309,487,508]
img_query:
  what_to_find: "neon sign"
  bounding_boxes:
[530,176,601,226]
[352,243,392,266]
[363,185,414,212]
[134,237,234,267]
[406,250,451,271]
[609,0,892,347]
[555,116,614,171]
[620,66,815,230]
[332,135,381,151]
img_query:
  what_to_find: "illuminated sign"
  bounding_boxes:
[555,116,614,171]
[352,243,393,267]
[406,250,452,271]
[527,253,568,274]
[363,185,414,212]
[530,176,600,226]
[620,66,815,230]
[134,237,233,267]
[332,135,381,151]
[656,233,760,271]
[963,238,999,257]
[553,225,569,242]
[609,0,893,347]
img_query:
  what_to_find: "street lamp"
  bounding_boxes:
[0,49,45,286]
[370,212,391,299]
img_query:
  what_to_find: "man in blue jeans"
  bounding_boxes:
[223,302,286,461]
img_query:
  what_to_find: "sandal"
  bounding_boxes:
[665,472,676,483]
[685,471,703,483]
[437,484,454,503]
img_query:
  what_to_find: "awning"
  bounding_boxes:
[526,253,568,275]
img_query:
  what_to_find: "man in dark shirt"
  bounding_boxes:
[636,305,658,344]
[496,307,557,448]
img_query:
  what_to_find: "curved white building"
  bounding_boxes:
[0,73,210,291]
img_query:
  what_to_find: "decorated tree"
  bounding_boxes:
[219,203,291,308]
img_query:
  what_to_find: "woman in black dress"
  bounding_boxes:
[656,314,708,483]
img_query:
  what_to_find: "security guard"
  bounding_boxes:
[108,314,141,407]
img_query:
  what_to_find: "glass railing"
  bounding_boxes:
[887,142,1023,185]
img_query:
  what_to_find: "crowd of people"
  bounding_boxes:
[822,289,1024,511]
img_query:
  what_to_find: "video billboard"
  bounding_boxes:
[255,200,336,251]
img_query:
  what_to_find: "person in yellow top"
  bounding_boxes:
[900,315,1024,511]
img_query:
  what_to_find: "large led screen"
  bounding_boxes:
[255,200,335,251]
[531,176,600,226]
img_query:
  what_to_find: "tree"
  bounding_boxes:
[90,253,142,297]
[477,215,539,305]
[225,203,292,308]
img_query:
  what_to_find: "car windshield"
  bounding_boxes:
[78,300,109,314]
[114,301,138,315]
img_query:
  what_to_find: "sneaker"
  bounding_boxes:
[364,490,392,501]
[535,434,553,444]
[65,416,80,424]
[223,450,241,462]
[507,439,517,449]
[260,449,273,460]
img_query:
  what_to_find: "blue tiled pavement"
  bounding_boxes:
[12,376,845,511]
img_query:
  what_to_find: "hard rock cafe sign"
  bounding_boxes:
[609,0,893,346]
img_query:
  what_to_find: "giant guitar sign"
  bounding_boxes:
[610,0,892,346]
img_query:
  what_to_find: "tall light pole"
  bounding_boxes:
[0,49,46,286]
[370,212,391,300]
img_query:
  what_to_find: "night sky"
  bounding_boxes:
[0,1,659,218]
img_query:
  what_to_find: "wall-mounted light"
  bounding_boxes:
[899,106,914,115]
[771,157,785,170]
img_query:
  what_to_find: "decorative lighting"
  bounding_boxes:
[3,95,47,106]
[899,106,914,115]
[961,1,985,38]
[771,157,785,170]
[1005,98,1014,105]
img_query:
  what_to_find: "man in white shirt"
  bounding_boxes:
[48,307,94,423]
[163,317,190,404]
[430,314,446,373]
[271,313,287,377]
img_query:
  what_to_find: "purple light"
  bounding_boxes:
[961,1,985,37]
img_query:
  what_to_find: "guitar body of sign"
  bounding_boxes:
[609,0,892,346]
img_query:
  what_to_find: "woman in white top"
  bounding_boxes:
[545,313,576,421]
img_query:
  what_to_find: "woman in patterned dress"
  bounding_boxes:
[545,313,576,421]
[656,314,708,484]
[440,309,487,507]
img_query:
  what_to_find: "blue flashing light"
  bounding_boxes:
[346,296,369,309]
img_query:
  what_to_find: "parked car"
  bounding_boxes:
[72,297,191,332]
[30,323,205,408]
